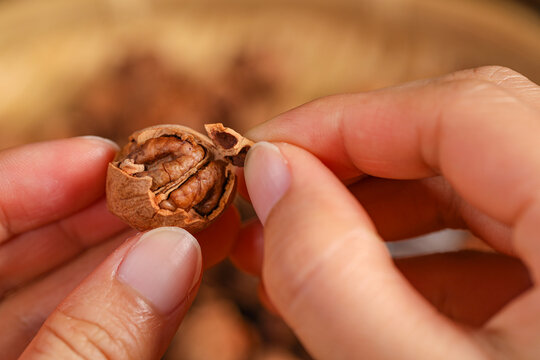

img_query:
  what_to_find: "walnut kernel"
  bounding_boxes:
[106,123,252,232]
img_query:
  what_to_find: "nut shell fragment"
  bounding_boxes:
[205,123,254,167]
[106,123,251,233]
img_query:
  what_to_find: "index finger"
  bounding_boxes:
[0,137,119,242]
[247,67,540,228]
[246,68,540,359]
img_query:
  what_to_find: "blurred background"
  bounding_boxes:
[0,0,539,358]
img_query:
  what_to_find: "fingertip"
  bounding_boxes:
[22,228,203,360]
[0,137,121,238]
[260,142,374,237]
[117,227,202,314]
[244,142,291,225]
[77,135,120,152]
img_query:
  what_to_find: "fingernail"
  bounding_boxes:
[78,135,120,150]
[117,227,202,314]
[244,142,291,225]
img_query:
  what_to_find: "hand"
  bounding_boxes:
[232,66,540,359]
[0,137,240,359]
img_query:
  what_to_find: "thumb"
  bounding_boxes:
[244,142,486,360]
[21,227,202,360]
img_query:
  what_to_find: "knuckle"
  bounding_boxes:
[442,77,501,97]
[471,65,526,84]
[445,66,531,91]
[418,77,505,167]
[435,77,520,115]
[37,309,134,360]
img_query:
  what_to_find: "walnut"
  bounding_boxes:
[106,123,253,233]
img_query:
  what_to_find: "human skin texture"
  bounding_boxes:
[2,66,539,359]
[233,66,540,359]
[0,137,240,359]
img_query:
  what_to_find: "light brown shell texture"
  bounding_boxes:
[106,123,253,233]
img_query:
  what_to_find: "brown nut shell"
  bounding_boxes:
[205,123,254,166]
[106,124,249,233]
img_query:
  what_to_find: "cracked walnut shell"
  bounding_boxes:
[106,123,252,233]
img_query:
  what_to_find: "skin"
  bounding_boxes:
[232,66,540,359]
[0,65,538,359]
[0,138,240,359]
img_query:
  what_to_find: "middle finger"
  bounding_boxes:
[231,176,512,276]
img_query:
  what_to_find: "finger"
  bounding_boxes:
[230,217,524,327]
[230,219,264,277]
[0,210,236,358]
[196,206,241,269]
[349,176,512,252]
[230,177,511,279]
[246,69,540,265]
[20,227,202,360]
[257,282,279,315]
[0,202,235,301]
[0,229,134,359]
[0,136,118,243]
[396,251,531,327]
[447,66,540,109]
[0,198,127,296]
[245,142,487,359]
[235,168,251,203]
[0,141,237,295]
[484,203,540,358]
